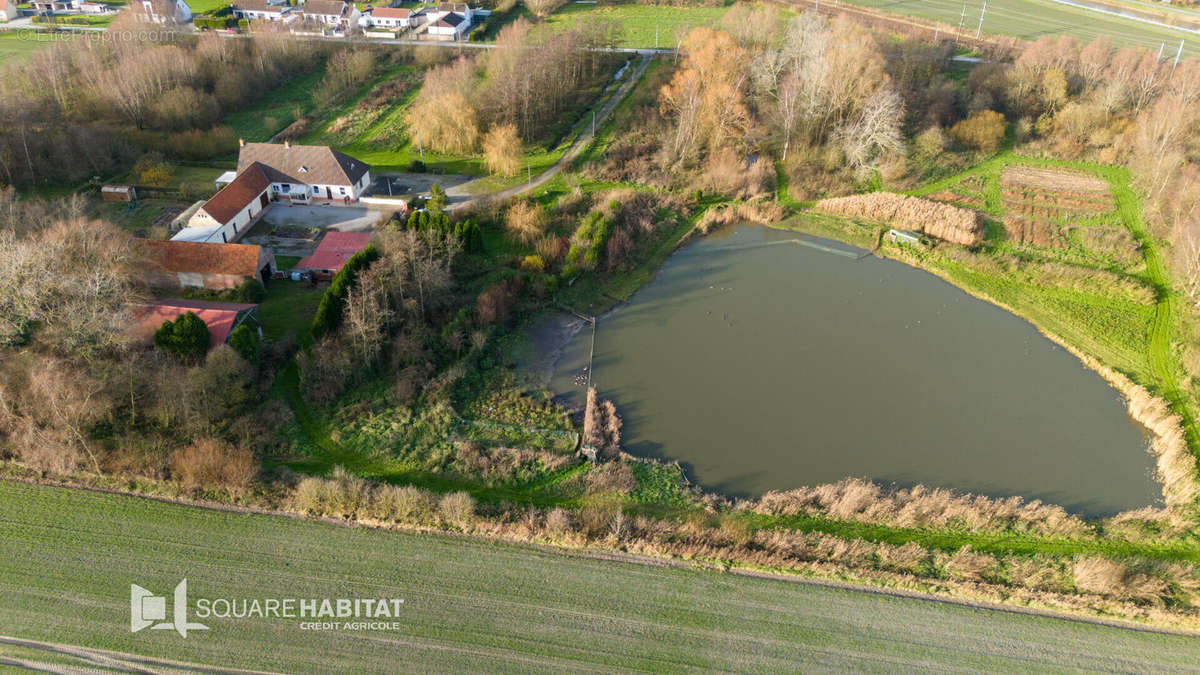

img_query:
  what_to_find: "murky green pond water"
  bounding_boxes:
[548,225,1159,516]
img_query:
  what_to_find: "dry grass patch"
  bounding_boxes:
[169,439,257,495]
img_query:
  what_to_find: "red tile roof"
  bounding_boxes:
[370,7,410,18]
[132,299,257,348]
[146,240,264,277]
[199,162,271,226]
[296,231,372,272]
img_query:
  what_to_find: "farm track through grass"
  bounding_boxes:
[4,480,1200,672]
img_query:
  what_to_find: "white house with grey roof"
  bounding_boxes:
[237,140,372,203]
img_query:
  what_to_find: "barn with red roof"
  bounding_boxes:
[295,231,373,278]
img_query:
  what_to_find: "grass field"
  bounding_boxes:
[837,0,1200,56]
[2,480,1200,672]
[187,0,230,14]
[542,3,732,49]
[258,280,324,343]
[224,66,328,143]
[0,31,65,66]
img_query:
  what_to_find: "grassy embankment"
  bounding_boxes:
[4,480,1200,672]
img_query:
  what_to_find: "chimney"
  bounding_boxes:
[284,140,291,149]
[238,137,245,148]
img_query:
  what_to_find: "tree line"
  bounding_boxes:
[0,20,317,189]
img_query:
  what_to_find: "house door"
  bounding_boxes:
[260,193,269,208]
[260,264,271,286]
[326,187,332,199]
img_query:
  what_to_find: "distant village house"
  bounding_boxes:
[360,6,415,29]
[231,0,294,22]
[298,0,357,28]
[0,0,18,22]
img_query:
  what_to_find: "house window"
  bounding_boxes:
[279,184,290,194]
[339,187,346,195]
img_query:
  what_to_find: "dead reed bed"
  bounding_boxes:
[816,192,984,246]
[746,478,1091,538]
[696,202,787,234]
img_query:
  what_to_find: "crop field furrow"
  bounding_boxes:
[4,481,1200,672]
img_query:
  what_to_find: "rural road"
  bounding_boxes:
[448,50,654,211]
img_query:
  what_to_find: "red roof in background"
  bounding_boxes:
[296,231,372,273]
[132,299,257,349]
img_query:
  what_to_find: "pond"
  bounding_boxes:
[547,225,1159,516]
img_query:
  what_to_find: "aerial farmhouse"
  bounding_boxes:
[177,141,371,244]
[237,141,372,203]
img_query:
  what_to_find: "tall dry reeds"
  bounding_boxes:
[1055,344,1199,513]
[748,478,1090,538]
[816,192,984,246]
[695,202,786,234]
[583,387,622,457]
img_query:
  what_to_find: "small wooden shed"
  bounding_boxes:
[101,185,137,202]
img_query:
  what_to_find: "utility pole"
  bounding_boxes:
[654,24,658,50]
[1173,39,1184,75]
[1157,42,1165,61]
[957,0,967,39]
[527,163,531,187]
[975,0,987,40]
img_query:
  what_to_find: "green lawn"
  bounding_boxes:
[0,31,66,66]
[123,164,229,191]
[223,66,328,143]
[2,480,1199,672]
[542,3,732,49]
[841,0,1200,56]
[258,278,324,343]
[187,0,230,13]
